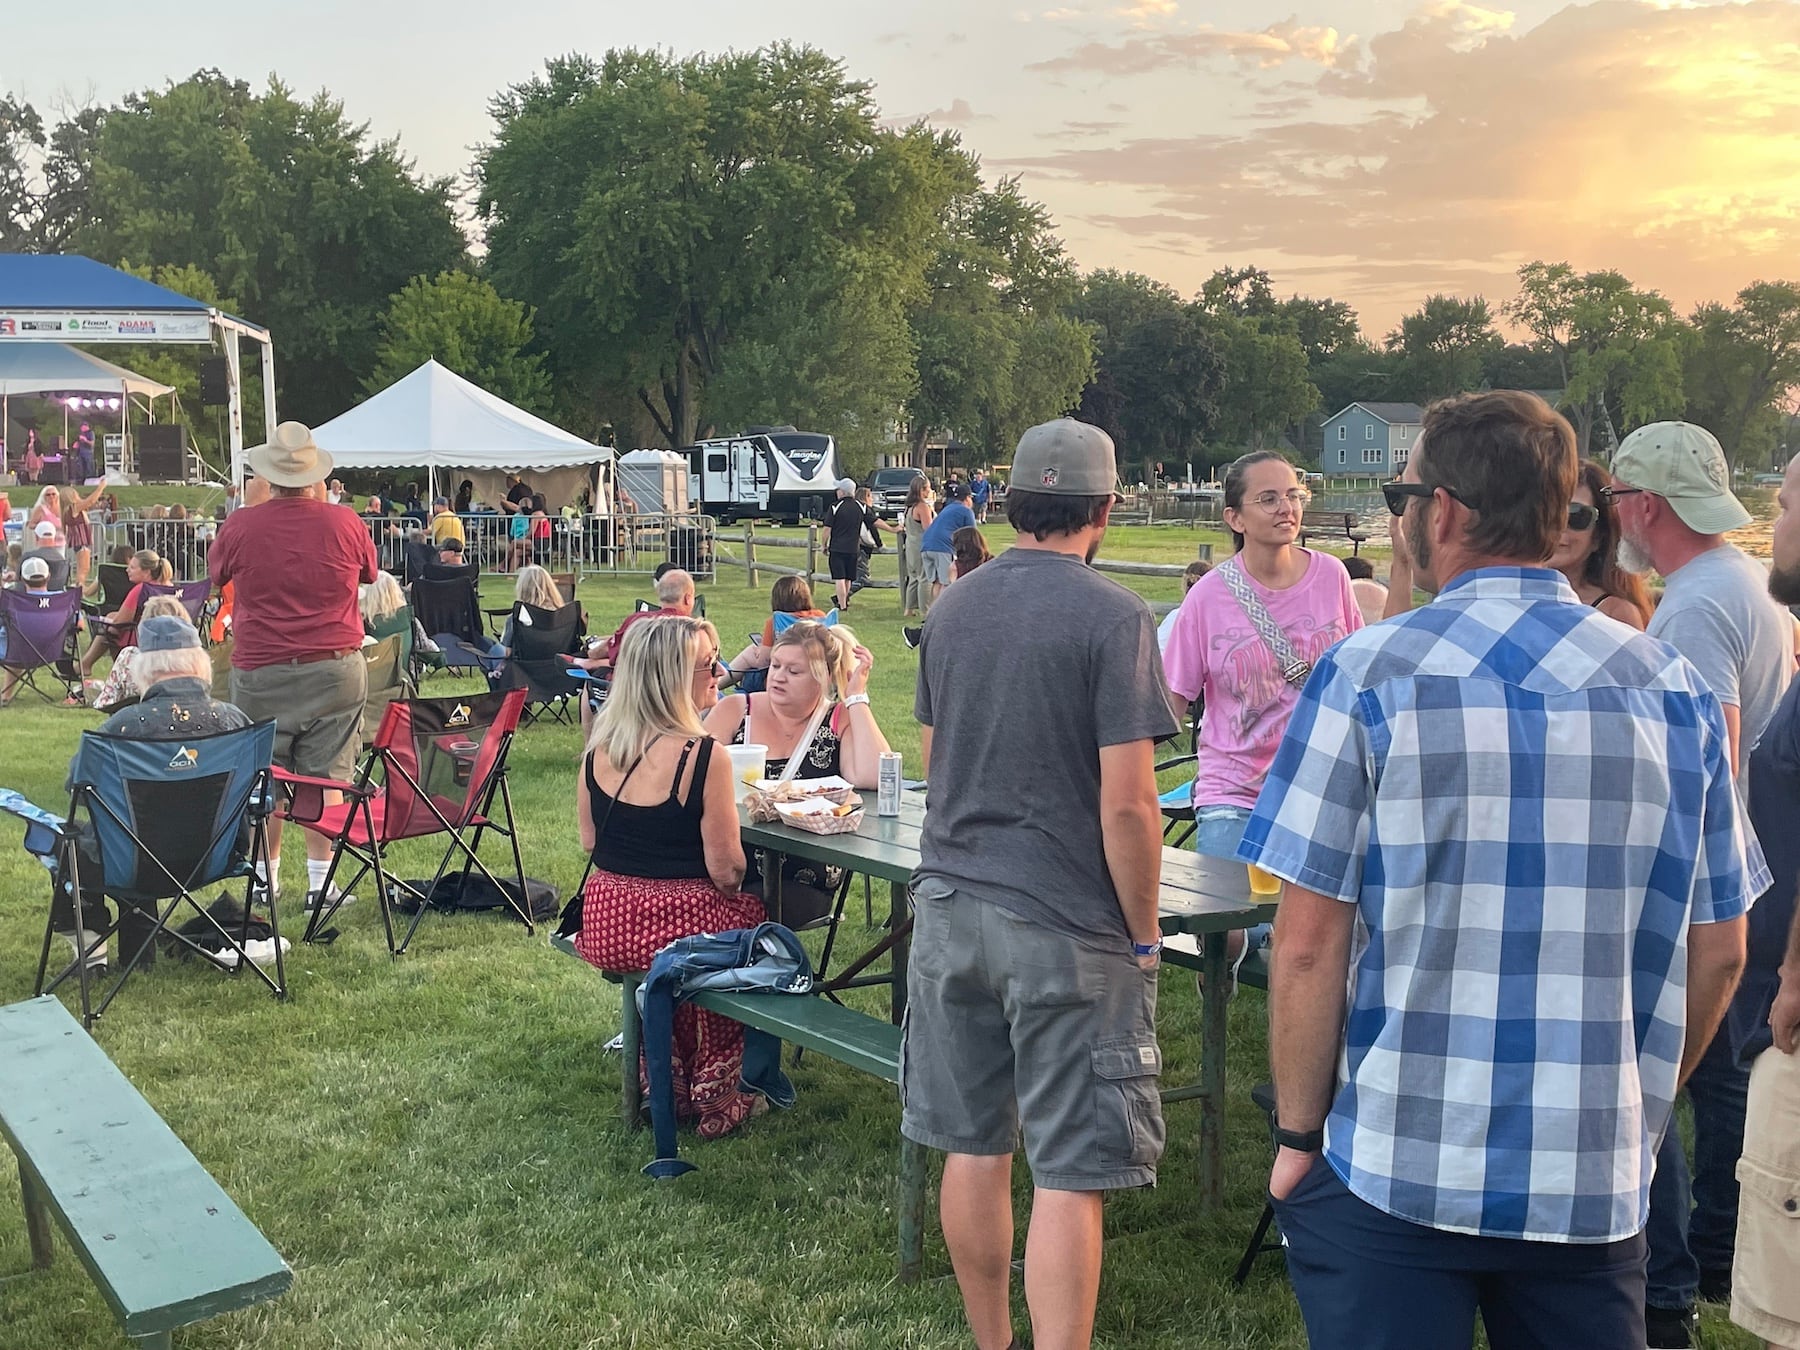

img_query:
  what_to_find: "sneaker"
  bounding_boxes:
[1645,1304,1695,1349]
[56,928,110,972]
[304,887,357,913]
[902,626,922,651]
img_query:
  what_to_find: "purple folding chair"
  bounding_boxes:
[172,578,213,629]
[0,588,84,706]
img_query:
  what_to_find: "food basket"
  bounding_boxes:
[750,775,855,805]
[770,793,864,835]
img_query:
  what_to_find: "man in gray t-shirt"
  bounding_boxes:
[1612,420,1791,1339]
[905,419,1177,1350]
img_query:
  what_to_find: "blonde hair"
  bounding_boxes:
[513,564,564,611]
[132,549,173,584]
[359,571,407,623]
[585,615,720,769]
[771,621,857,702]
[138,595,188,623]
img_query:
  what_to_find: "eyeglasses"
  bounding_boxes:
[1599,485,1646,502]
[1245,488,1312,512]
[1567,501,1599,531]
[1382,481,1473,517]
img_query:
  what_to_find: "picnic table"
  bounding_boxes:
[737,788,1265,1206]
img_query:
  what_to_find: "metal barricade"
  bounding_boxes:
[91,517,216,578]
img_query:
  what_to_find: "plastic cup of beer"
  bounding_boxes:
[1247,863,1282,900]
[727,743,768,786]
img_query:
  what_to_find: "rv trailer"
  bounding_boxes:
[683,428,844,524]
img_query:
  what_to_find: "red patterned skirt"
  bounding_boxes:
[574,869,768,1140]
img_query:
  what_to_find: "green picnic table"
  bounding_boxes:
[737,788,1264,1207]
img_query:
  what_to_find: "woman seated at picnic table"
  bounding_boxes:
[721,575,828,689]
[704,621,890,926]
[573,614,773,1138]
[79,549,173,678]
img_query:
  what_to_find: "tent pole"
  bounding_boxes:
[2,392,8,474]
[224,326,244,487]
[259,335,278,444]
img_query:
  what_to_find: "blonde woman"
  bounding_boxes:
[491,564,566,655]
[359,571,440,666]
[92,594,189,709]
[571,615,769,1140]
[79,549,172,677]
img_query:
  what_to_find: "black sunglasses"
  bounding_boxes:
[1567,501,1599,531]
[1382,481,1473,517]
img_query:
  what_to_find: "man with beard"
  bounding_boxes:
[1725,452,1800,1350]
[1242,392,1757,1350]
[1610,421,1793,1348]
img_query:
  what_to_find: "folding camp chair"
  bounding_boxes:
[730,609,838,694]
[1158,699,1203,848]
[275,688,530,956]
[413,571,483,643]
[0,587,84,706]
[496,599,584,724]
[83,562,134,617]
[0,720,285,1028]
[359,634,414,747]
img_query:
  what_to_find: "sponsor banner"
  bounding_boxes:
[0,311,213,342]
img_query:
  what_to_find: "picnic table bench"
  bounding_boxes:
[0,996,292,1348]
[1298,508,1372,555]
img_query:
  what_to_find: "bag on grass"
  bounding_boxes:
[391,872,560,921]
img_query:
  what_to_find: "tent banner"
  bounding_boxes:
[0,312,212,342]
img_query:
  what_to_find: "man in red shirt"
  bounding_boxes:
[211,422,377,910]
[601,567,695,664]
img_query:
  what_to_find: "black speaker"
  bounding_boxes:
[137,424,187,481]
[199,356,230,407]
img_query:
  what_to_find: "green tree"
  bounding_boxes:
[1111,307,1223,473]
[1504,262,1686,455]
[0,96,45,251]
[1682,282,1800,468]
[1385,295,1501,403]
[367,271,551,415]
[1198,265,1278,320]
[1206,311,1319,453]
[75,70,467,424]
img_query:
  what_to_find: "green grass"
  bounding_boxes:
[0,536,1753,1349]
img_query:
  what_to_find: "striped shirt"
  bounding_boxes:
[1241,567,1766,1243]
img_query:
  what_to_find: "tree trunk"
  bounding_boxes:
[909,421,931,470]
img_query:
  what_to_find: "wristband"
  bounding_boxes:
[1131,939,1162,958]
[841,693,871,707]
[1274,1126,1324,1153]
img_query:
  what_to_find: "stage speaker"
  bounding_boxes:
[137,424,187,482]
[199,356,230,407]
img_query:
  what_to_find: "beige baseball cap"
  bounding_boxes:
[1611,421,1750,535]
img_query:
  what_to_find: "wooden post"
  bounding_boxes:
[620,975,643,1131]
[806,522,818,584]
[1197,542,1213,564]
[743,521,757,587]
[20,1163,54,1268]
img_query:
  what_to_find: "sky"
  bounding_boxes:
[7,0,1800,338]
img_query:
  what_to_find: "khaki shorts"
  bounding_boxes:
[920,551,953,586]
[231,651,367,783]
[899,884,1163,1191]
[1733,1046,1800,1348]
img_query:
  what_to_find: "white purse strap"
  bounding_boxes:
[1221,557,1312,688]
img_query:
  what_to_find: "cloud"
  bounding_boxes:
[1039,119,1131,141]
[1116,0,1179,16]
[1030,16,1360,74]
[918,98,991,127]
[1009,0,1800,313]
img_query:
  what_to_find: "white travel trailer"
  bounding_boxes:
[683,429,843,524]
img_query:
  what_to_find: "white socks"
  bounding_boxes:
[306,858,332,895]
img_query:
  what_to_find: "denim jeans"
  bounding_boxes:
[1645,1028,1750,1310]
[1195,804,1272,953]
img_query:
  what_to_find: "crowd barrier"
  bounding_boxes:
[358,511,717,581]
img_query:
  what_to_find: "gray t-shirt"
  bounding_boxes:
[914,547,1180,948]
[1649,543,1793,779]
[21,546,70,592]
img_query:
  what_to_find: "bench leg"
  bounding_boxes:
[1197,931,1229,1209]
[898,1136,926,1284]
[19,1162,54,1270]
[132,1334,172,1350]
[619,975,643,1131]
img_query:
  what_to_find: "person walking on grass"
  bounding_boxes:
[1242,390,1761,1350]
[825,478,863,613]
[904,482,976,649]
[906,418,1176,1350]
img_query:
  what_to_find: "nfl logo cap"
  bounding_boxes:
[1012,419,1122,499]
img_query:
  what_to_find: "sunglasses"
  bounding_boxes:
[1567,501,1599,531]
[1382,481,1472,516]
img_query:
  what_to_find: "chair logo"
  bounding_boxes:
[448,704,472,727]
[167,746,199,771]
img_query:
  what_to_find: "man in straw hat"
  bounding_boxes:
[210,421,377,913]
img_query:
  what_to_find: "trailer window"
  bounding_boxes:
[708,453,728,474]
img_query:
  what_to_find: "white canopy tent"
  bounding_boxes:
[306,359,612,512]
[0,344,177,475]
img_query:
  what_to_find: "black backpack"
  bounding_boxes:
[391,873,560,922]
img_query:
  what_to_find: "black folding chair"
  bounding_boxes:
[1159,699,1203,848]
[497,599,584,724]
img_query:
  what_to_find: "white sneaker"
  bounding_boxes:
[55,928,109,971]
[304,888,356,912]
[241,937,292,966]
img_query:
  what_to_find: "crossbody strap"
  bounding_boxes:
[1220,557,1313,688]
[590,747,650,854]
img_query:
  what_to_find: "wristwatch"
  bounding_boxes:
[1274,1126,1324,1153]
[841,692,871,707]
[1131,939,1162,958]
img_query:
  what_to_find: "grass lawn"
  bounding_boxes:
[0,529,1752,1349]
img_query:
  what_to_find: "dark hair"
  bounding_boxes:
[109,542,133,564]
[1342,556,1374,580]
[1222,451,1296,552]
[1005,489,1110,541]
[652,561,676,581]
[1419,391,1576,562]
[951,526,992,577]
[1574,458,1653,625]
[770,575,813,613]
[1182,558,1213,589]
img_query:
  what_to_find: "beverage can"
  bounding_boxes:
[877,752,903,816]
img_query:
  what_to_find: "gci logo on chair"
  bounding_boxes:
[167,747,199,771]
[448,704,472,728]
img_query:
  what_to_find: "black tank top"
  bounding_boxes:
[586,737,713,879]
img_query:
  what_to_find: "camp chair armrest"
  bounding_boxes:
[1155,753,1197,774]
[270,766,365,796]
[271,766,375,826]
[0,788,71,858]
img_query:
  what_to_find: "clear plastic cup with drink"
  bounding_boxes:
[1247,863,1282,900]
[726,743,768,786]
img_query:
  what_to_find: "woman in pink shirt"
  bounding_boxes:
[1162,452,1364,985]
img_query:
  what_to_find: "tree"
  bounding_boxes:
[1207,311,1318,453]
[1111,307,1223,471]
[1682,282,1800,468]
[0,95,94,251]
[1198,265,1277,320]
[1384,295,1501,403]
[367,271,551,415]
[1504,262,1686,455]
[75,70,467,424]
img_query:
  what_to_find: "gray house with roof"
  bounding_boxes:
[1321,402,1425,476]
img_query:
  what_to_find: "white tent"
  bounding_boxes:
[0,344,177,476]
[307,359,612,511]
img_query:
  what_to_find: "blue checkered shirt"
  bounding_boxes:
[1240,568,1766,1243]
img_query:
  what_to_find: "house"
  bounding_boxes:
[1321,402,1424,475]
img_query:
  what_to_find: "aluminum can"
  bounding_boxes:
[877,751,903,816]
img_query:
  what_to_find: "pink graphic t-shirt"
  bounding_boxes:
[1162,550,1364,810]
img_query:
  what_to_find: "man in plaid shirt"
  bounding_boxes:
[1241,391,1761,1350]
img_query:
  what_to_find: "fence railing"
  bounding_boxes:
[358,511,718,581]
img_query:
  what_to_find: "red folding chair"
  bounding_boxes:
[273,687,529,955]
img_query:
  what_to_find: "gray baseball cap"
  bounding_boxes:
[1011,419,1122,499]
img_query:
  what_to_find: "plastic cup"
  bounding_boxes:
[1247,863,1282,900]
[727,743,768,786]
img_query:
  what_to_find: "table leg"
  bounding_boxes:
[898,1135,926,1283]
[20,1161,53,1268]
[888,880,910,1027]
[620,975,643,1131]
[1197,930,1228,1208]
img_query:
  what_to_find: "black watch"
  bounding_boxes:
[1274,1126,1324,1153]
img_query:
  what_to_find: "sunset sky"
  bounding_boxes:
[7,0,1799,336]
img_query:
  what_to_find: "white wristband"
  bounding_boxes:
[841,693,871,707]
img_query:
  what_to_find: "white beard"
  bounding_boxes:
[1616,534,1653,577]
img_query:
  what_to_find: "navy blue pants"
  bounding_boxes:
[1646,1029,1748,1309]
[1273,1156,1647,1350]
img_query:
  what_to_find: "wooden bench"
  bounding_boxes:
[0,996,292,1348]
[1298,509,1371,555]
[549,935,928,1281]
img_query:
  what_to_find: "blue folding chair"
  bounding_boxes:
[0,720,285,1028]
[731,609,839,694]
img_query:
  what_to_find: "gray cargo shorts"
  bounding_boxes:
[231,650,367,783]
[899,884,1164,1191]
